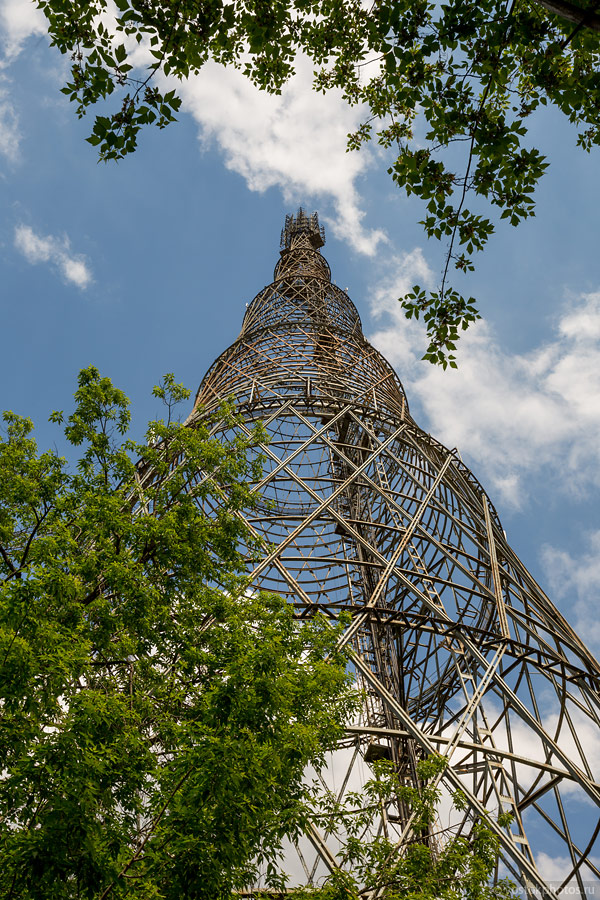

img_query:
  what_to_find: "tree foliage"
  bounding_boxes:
[0,367,356,899]
[35,0,600,363]
[284,755,519,900]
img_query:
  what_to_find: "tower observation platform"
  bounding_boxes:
[189,210,600,897]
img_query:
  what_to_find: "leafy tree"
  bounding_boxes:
[34,0,600,364]
[0,367,356,899]
[282,755,519,900]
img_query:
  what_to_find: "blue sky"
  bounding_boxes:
[2,0,600,697]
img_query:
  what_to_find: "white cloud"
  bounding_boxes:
[14,224,93,289]
[368,270,600,508]
[541,531,600,651]
[174,59,387,256]
[0,0,47,63]
[1,0,386,253]
[368,247,436,369]
[0,87,19,160]
[535,851,600,888]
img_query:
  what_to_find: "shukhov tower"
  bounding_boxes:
[190,211,600,896]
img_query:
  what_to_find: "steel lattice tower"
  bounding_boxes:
[189,210,600,896]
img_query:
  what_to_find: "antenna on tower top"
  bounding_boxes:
[280,208,325,250]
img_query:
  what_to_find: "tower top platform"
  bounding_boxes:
[280,208,325,251]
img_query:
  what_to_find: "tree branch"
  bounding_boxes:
[96,764,195,900]
[0,544,17,576]
[531,0,600,31]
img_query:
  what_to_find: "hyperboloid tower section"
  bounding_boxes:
[190,210,600,896]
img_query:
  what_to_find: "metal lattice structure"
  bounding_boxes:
[189,210,600,896]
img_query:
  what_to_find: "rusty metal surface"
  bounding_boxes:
[190,211,600,897]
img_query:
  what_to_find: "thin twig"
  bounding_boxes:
[439,0,517,301]
[97,763,195,900]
